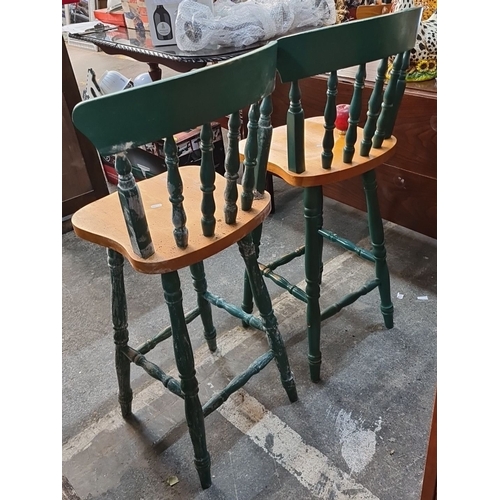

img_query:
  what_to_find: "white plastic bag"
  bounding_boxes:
[175,0,336,51]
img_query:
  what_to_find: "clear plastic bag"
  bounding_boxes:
[175,0,337,51]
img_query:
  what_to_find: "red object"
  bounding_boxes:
[62,1,78,4]
[94,8,126,28]
[335,104,350,133]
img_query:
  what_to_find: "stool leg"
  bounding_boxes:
[362,169,394,329]
[107,249,133,418]
[190,262,217,352]
[241,224,263,326]
[161,271,212,489]
[237,234,298,403]
[241,272,254,326]
[304,186,323,382]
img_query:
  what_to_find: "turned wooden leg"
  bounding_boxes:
[362,169,394,329]
[190,262,217,352]
[265,173,275,214]
[161,271,211,489]
[237,234,298,402]
[107,248,133,418]
[304,186,323,383]
[241,224,263,326]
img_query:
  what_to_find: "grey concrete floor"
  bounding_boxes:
[63,43,437,500]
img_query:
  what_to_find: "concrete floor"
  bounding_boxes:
[62,42,437,500]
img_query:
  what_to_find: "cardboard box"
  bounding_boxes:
[145,0,179,47]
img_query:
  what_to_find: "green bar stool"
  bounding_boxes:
[239,8,422,382]
[71,42,297,490]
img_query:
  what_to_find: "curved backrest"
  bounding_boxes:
[275,8,422,173]
[73,43,278,156]
[72,42,278,258]
[277,8,422,83]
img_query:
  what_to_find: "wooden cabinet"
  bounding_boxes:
[270,63,437,239]
[62,38,108,220]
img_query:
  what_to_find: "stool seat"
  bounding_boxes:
[242,119,397,188]
[72,166,271,274]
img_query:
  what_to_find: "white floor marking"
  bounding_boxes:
[334,410,382,474]
[218,390,379,500]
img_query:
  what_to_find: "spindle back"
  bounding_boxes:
[72,42,278,258]
[275,8,422,172]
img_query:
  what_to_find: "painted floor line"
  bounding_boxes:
[218,389,379,500]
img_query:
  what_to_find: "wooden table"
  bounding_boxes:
[270,62,437,239]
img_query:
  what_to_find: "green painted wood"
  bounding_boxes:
[202,350,274,417]
[276,8,422,83]
[241,223,264,326]
[362,170,394,328]
[265,245,306,270]
[322,71,337,169]
[386,50,411,139]
[125,346,184,398]
[259,263,308,303]
[72,43,278,156]
[161,271,211,489]
[137,307,200,355]
[241,102,259,211]
[360,57,388,157]
[303,186,324,383]
[286,80,305,173]
[200,123,216,237]
[343,63,366,164]
[205,290,265,331]
[373,52,403,148]
[114,154,154,259]
[320,279,380,322]
[223,111,241,225]
[164,135,189,249]
[237,233,298,402]
[107,249,133,418]
[256,96,273,193]
[318,229,376,263]
[190,262,217,352]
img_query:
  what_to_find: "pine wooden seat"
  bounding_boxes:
[265,118,397,187]
[72,167,271,274]
[70,42,297,490]
[239,8,422,383]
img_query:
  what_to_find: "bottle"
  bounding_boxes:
[153,1,173,41]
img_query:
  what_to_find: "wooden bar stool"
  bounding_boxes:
[239,8,422,382]
[70,42,297,490]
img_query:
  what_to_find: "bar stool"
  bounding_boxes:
[71,42,297,489]
[240,8,422,382]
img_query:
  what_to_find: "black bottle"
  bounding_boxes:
[153,4,173,41]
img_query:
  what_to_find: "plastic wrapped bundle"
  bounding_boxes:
[175,0,337,51]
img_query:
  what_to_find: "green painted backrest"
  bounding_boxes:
[275,8,422,172]
[72,42,278,156]
[71,42,278,257]
[277,8,422,82]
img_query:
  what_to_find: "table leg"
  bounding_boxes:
[148,63,162,82]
